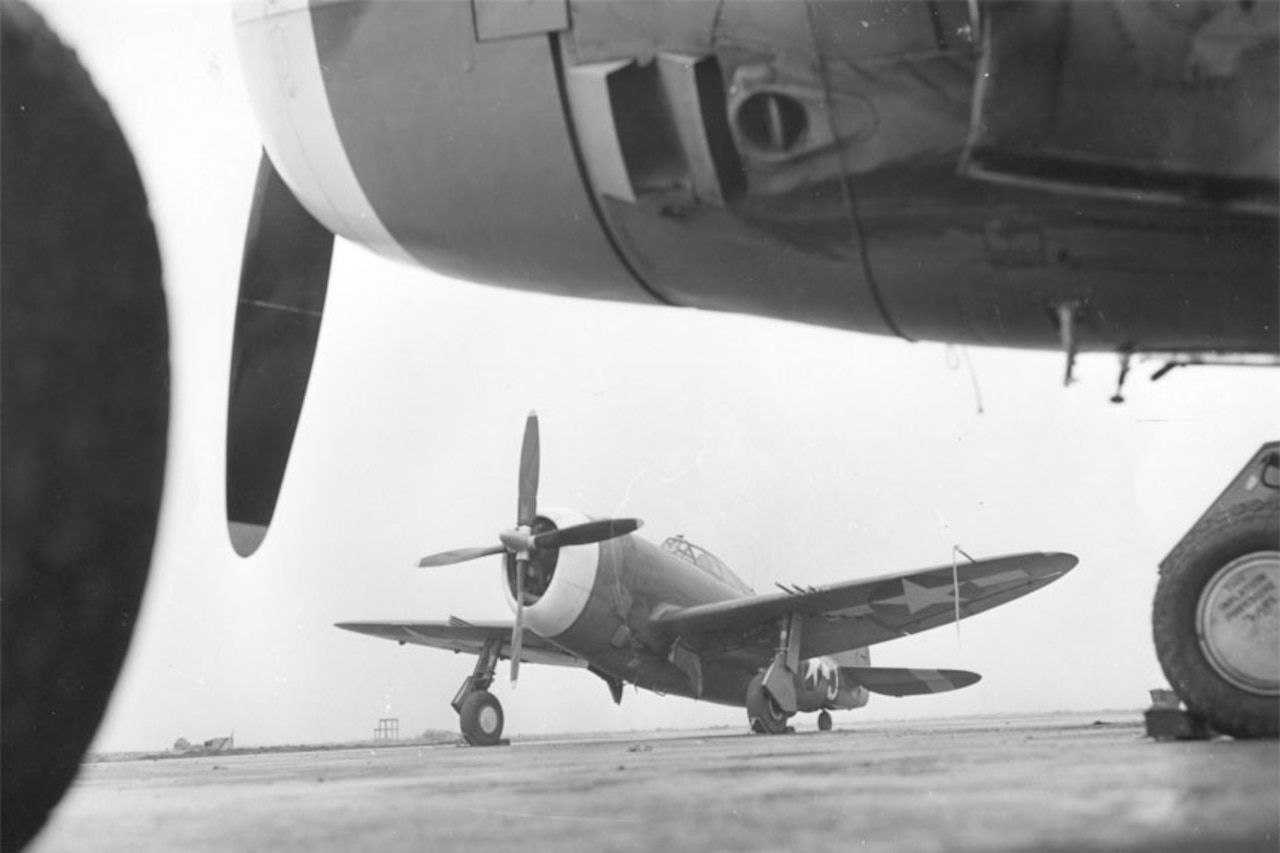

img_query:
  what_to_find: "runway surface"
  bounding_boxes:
[31,711,1279,852]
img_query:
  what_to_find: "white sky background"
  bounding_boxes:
[37,1,1279,752]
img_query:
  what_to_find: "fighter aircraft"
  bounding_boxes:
[338,414,1076,744]
[229,2,1277,737]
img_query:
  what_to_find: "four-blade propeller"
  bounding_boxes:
[417,412,642,684]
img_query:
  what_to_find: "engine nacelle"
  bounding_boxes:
[235,0,1278,356]
[499,507,626,658]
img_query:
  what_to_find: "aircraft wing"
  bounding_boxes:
[653,552,1077,660]
[336,618,588,668]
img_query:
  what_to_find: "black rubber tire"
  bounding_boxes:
[817,710,833,732]
[746,672,790,734]
[459,690,505,746]
[2,3,168,850]
[1153,499,1279,739]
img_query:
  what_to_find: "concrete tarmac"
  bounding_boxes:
[30,712,1279,852]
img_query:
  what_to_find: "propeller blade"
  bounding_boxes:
[226,152,334,557]
[417,544,505,568]
[511,557,526,685]
[516,411,539,527]
[531,518,643,550]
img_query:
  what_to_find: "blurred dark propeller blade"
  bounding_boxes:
[226,152,334,557]
[418,544,505,568]
[532,518,643,550]
[516,411,539,527]
[511,558,526,685]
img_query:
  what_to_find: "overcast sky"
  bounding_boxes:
[37,1,1279,751]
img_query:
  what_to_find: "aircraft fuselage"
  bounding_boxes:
[235,0,1277,354]
[510,516,866,711]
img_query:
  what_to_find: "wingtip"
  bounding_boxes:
[1049,552,1080,571]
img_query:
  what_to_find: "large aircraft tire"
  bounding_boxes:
[1,3,168,849]
[746,672,789,734]
[1153,499,1279,739]
[459,690,505,746]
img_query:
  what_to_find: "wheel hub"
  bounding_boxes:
[478,704,500,734]
[1196,552,1280,696]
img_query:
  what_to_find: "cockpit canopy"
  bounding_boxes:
[661,535,753,595]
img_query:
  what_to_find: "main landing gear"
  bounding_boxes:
[452,637,508,746]
[747,614,803,734]
[458,690,504,746]
[746,673,836,733]
[1152,444,1278,739]
[747,672,791,734]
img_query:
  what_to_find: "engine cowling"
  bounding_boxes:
[500,507,622,656]
[234,0,1277,355]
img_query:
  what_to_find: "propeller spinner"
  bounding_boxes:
[417,412,641,684]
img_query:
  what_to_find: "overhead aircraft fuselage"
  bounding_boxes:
[227,1,1278,554]
[234,0,1277,354]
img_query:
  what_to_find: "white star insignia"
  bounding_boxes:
[878,579,960,614]
[802,658,840,700]
[803,657,836,687]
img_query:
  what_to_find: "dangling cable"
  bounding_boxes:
[961,347,984,415]
[945,345,985,415]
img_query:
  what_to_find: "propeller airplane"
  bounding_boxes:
[338,413,1077,745]
[228,0,1278,739]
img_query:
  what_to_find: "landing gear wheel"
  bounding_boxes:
[817,710,833,732]
[746,673,790,734]
[1153,499,1279,739]
[3,5,168,849]
[459,690,505,746]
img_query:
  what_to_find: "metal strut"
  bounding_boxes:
[451,634,502,713]
[762,612,803,714]
[1111,351,1132,404]
[1056,300,1082,386]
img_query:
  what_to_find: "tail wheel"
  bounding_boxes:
[817,710,833,732]
[459,690,505,746]
[746,672,790,734]
[1153,499,1279,739]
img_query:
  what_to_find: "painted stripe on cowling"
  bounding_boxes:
[306,1,647,301]
[503,507,601,640]
[233,0,413,263]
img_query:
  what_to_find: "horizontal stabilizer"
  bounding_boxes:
[841,666,980,697]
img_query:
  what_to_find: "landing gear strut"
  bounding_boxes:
[747,613,805,734]
[451,636,508,746]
